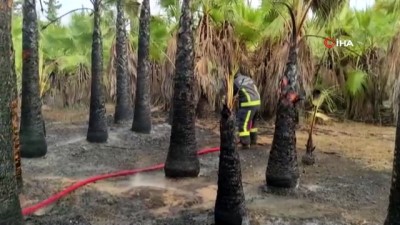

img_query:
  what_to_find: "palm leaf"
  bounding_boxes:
[345,70,367,96]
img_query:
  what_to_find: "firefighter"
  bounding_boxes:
[234,71,261,149]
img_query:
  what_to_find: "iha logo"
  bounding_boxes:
[324,37,353,48]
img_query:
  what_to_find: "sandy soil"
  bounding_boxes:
[18,105,395,225]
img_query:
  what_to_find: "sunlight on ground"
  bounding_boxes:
[42,104,115,123]
[258,121,395,171]
[304,122,394,171]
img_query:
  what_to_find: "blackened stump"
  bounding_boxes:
[164,0,200,178]
[215,106,248,225]
[20,0,47,158]
[302,132,316,165]
[132,0,152,133]
[0,2,24,223]
[87,0,108,143]
[266,99,300,188]
[114,0,133,123]
[384,104,400,224]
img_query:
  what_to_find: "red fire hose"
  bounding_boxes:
[22,147,221,216]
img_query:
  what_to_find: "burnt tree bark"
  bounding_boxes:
[164,0,200,178]
[214,105,248,225]
[266,5,300,189]
[132,0,152,133]
[114,0,133,123]
[20,0,47,158]
[10,22,23,191]
[168,103,173,125]
[87,0,108,143]
[0,1,25,223]
[384,105,400,224]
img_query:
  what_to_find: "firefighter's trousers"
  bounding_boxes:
[236,105,260,145]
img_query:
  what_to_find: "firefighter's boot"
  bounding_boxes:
[240,137,251,149]
[250,132,257,145]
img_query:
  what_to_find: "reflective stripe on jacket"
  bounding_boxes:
[233,73,261,107]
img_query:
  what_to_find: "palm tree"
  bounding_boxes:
[266,0,346,189]
[384,0,400,215]
[164,0,200,178]
[384,99,400,224]
[132,0,152,133]
[0,1,24,224]
[214,65,248,225]
[114,0,133,123]
[87,0,108,143]
[20,0,47,158]
[265,2,301,189]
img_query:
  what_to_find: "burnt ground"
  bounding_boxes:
[19,105,395,225]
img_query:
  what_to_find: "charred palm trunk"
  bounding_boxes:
[215,105,248,225]
[10,28,23,191]
[0,2,24,223]
[20,0,47,158]
[87,0,108,143]
[114,0,133,123]
[168,104,173,125]
[384,105,400,224]
[164,0,200,178]
[266,5,300,189]
[132,0,152,133]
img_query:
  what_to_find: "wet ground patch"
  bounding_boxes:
[20,113,394,224]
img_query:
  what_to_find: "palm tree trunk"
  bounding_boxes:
[114,0,133,123]
[168,104,173,125]
[20,0,47,158]
[265,44,300,189]
[87,0,108,143]
[215,105,248,225]
[132,0,152,133]
[164,0,200,178]
[384,106,400,224]
[10,27,23,191]
[0,2,24,223]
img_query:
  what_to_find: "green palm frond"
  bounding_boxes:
[311,86,339,112]
[310,0,349,26]
[374,0,400,14]
[149,16,169,61]
[345,70,367,96]
[158,0,181,22]
[57,55,91,71]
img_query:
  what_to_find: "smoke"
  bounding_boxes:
[129,173,168,189]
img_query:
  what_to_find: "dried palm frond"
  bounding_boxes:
[44,64,91,107]
[161,16,240,113]
[150,62,164,106]
[224,70,235,110]
[251,33,314,119]
[11,99,22,189]
[160,33,177,110]
[193,14,224,110]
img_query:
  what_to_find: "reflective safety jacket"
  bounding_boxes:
[233,73,261,107]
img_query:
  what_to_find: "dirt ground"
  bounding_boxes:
[19,105,395,225]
